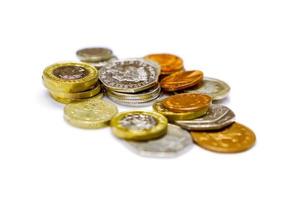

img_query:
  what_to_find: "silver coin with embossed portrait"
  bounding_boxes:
[123,124,193,157]
[175,104,235,131]
[99,58,160,93]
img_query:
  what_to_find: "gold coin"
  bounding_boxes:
[50,93,103,104]
[152,100,208,121]
[111,111,168,141]
[43,62,99,93]
[162,93,212,113]
[191,122,256,153]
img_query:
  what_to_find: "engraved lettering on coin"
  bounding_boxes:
[120,114,158,130]
[53,66,89,80]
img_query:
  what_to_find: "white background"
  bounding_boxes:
[0,0,299,199]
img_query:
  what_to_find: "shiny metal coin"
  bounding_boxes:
[85,55,118,70]
[123,124,193,157]
[182,77,230,100]
[175,104,235,131]
[76,47,113,62]
[100,58,160,93]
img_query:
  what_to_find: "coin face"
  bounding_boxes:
[175,104,235,131]
[162,93,212,113]
[144,53,183,75]
[76,47,113,62]
[191,122,256,153]
[160,70,203,91]
[111,111,168,141]
[183,77,230,100]
[100,58,160,93]
[52,66,89,80]
[124,124,193,157]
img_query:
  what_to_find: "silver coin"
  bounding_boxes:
[175,104,235,131]
[76,47,113,62]
[183,77,230,100]
[123,124,193,157]
[99,58,160,93]
[86,55,118,70]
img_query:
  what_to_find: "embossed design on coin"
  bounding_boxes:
[191,122,256,153]
[175,104,235,130]
[52,66,89,80]
[120,114,158,130]
[124,124,193,157]
[100,59,160,93]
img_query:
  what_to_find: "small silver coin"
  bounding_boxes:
[175,104,235,131]
[183,77,230,100]
[86,55,118,70]
[99,58,160,93]
[123,124,193,157]
[76,47,113,62]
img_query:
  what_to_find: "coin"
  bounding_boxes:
[123,124,193,157]
[107,92,161,107]
[182,77,230,100]
[100,58,160,93]
[76,47,113,62]
[162,93,212,113]
[191,122,256,153]
[43,62,99,93]
[175,104,235,131]
[64,98,118,128]
[153,100,208,121]
[144,53,184,75]
[160,70,203,92]
[111,111,168,141]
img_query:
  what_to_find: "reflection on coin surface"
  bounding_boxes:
[111,111,168,141]
[183,77,230,100]
[85,55,118,70]
[124,124,193,157]
[76,47,113,62]
[100,58,160,93]
[191,122,256,153]
[175,104,235,131]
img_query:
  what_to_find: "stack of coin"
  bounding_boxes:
[42,62,101,103]
[100,58,161,106]
[76,47,118,70]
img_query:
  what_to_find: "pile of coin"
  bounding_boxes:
[42,62,101,103]
[99,58,162,106]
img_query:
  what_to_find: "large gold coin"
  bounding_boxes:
[191,122,256,153]
[43,62,99,93]
[111,111,168,141]
[50,93,103,104]
[162,93,212,113]
[144,53,184,75]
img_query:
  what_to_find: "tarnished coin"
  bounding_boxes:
[191,122,256,153]
[153,100,208,121]
[64,98,118,128]
[76,47,113,62]
[160,70,203,92]
[144,53,184,75]
[100,58,160,93]
[182,77,230,100]
[162,93,212,113]
[124,124,193,157]
[175,104,235,131]
[43,62,98,93]
[111,111,168,141]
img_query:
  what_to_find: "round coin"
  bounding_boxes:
[191,122,256,153]
[160,70,203,92]
[111,111,168,141]
[144,53,184,75]
[124,124,193,157]
[64,98,118,128]
[85,55,118,70]
[182,77,230,100]
[76,47,113,62]
[162,93,212,113]
[100,58,160,93]
[175,104,235,131]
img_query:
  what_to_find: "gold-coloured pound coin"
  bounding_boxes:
[111,111,168,141]
[191,122,256,153]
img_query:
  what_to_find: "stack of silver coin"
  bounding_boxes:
[76,47,118,70]
[99,58,162,106]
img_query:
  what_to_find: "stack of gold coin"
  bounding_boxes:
[42,62,101,104]
[76,47,118,70]
[100,58,161,106]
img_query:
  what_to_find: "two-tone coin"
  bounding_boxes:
[123,124,193,157]
[175,104,235,131]
[76,47,113,62]
[191,122,256,153]
[111,111,168,141]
